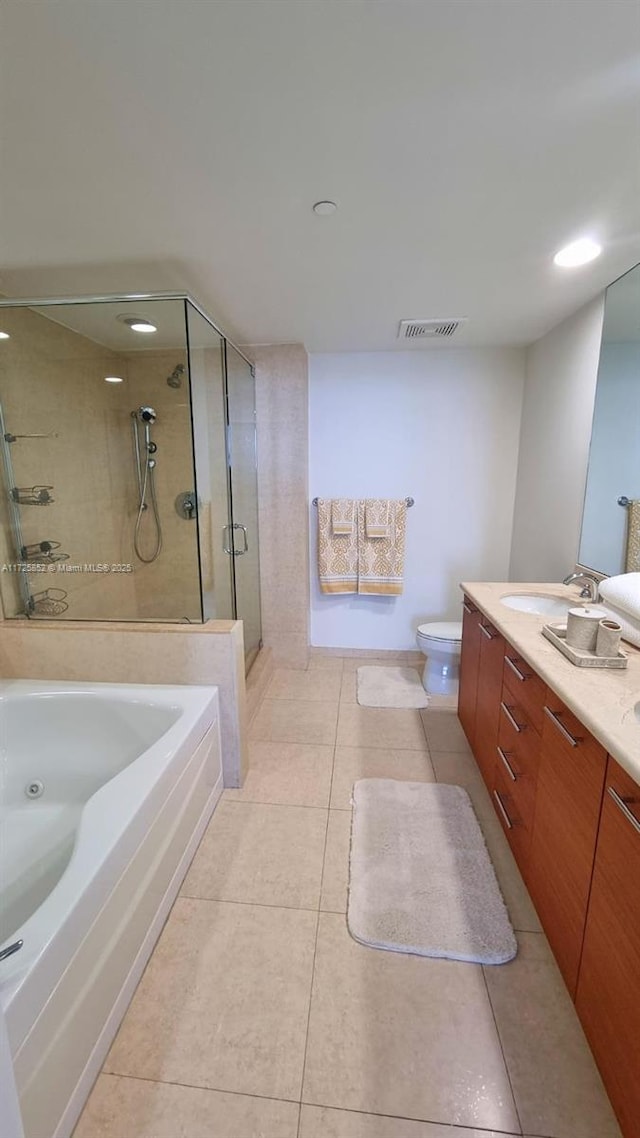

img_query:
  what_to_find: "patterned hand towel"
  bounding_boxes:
[331,498,356,536]
[317,498,358,594]
[357,500,407,595]
[625,502,640,572]
[365,499,390,539]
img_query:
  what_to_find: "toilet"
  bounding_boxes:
[416,621,463,695]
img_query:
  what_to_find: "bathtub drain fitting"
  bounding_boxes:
[26,780,44,799]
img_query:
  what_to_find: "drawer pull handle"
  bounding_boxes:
[480,623,497,640]
[497,745,517,781]
[543,705,583,748]
[462,600,476,615]
[493,789,513,830]
[608,787,640,835]
[500,701,526,733]
[505,656,530,682]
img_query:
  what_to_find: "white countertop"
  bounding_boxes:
[460,581,640,786]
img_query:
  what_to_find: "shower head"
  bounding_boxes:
[167,364,185,389]
[134,406,157,424]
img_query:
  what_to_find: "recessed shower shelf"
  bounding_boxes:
[4,431,59,443]
[11,485,55,506]
[29,588,68,616]
[21,541,69,564]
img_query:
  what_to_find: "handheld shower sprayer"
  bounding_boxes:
[131,406,162,563]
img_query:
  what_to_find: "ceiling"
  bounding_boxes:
[602,263,640,341]
[1,0,639,353]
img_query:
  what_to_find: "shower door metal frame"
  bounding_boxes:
[0,292,254,372]
[220,338,263,659]
[0,292,260,633]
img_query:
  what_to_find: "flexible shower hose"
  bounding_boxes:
[133,457,163,563]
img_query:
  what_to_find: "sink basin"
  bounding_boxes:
[500,593,574,619]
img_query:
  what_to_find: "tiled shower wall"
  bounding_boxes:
[0,311,204,623]
[251,344,310,668]
[124,349,201,621]
[0,306,136,618]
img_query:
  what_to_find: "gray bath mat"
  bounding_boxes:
[348,779,517,964]
[357,665,429,709]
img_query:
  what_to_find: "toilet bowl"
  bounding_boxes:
[416,621,463,695]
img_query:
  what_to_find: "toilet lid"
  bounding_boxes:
[417,621,463,642]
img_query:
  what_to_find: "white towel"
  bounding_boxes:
[598,573,640,621]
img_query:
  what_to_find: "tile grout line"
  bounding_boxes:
[299,1095,533,1136]
[480,963,525,1137]
[222,798,331,812]
[100,1068,302,1108]
[101,1070,532,1138]
[179,893,322,913]
[296,738,337,1138]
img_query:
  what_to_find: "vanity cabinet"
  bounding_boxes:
[492,677,542,877]
[458,596,504,782]
[527,694,608,996]
[473,617,504,784]
[575,759,640,1138]
[459,598,481,745]
[458,597,481,746]
[457,602,639,1137]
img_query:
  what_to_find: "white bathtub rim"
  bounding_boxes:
[51,768,223,1138]
[0,680,218,1014]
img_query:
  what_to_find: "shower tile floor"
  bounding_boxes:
[74,659,621,1138]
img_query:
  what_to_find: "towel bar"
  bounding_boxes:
[312,496,414,507]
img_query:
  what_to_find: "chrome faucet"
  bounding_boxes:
[562,572,599,603]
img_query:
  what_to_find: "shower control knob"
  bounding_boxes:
[175,491,197,520]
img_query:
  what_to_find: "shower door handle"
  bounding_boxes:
[234,524,249,554]
[223,524,248,556]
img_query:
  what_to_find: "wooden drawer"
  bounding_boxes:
[527,690,608,996]
[541,695,605,762]
[502,647,546,733]
[575,759,640,1138]
[497,679,541,833]
[492,759,533,871]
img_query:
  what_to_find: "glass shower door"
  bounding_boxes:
[225,343,262,666]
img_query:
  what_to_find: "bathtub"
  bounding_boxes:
[0,679,222,1138]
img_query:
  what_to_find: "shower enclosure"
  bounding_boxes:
[0,294,262,666]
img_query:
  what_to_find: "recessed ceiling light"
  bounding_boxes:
[553,237,602,268]
[117,314,157,333]
[0,331,10,340]
[313,200,337,216]
[104,375,124,383]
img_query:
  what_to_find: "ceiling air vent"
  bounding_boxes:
[397,318,467,341]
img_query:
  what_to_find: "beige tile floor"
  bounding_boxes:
[75,661,621,1138]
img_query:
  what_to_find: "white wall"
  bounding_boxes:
[309,349,525,650]
[580,342,640,575]
[509,296,605,582]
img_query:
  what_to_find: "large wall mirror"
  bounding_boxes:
[579,263,640,577]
